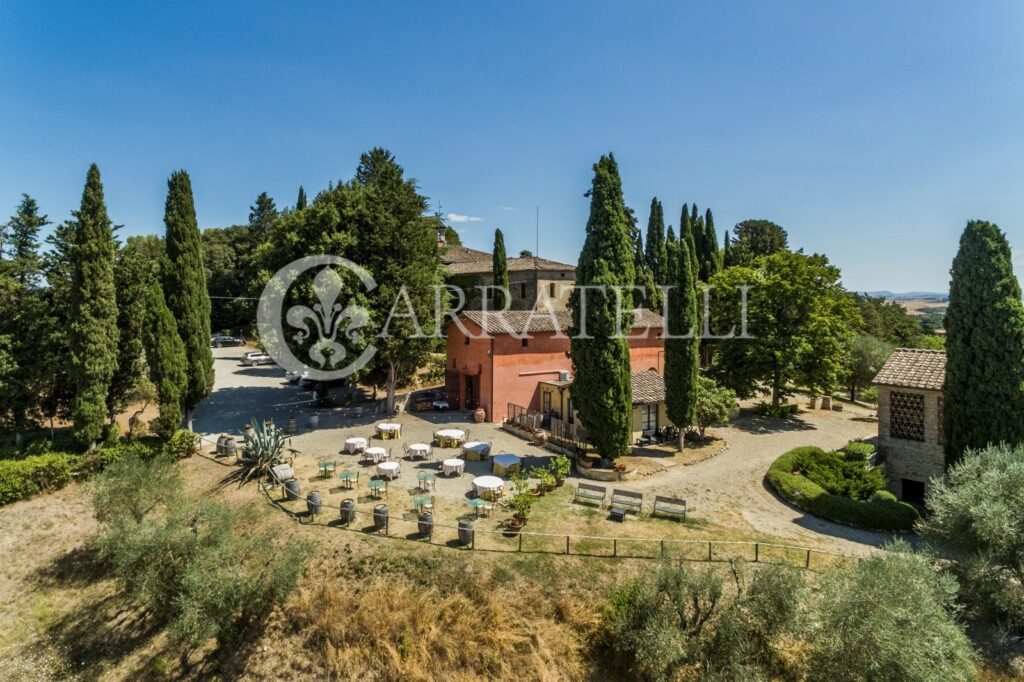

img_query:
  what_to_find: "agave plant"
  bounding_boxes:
[233,418,298,484]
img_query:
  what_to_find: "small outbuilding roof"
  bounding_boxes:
[631,370,666,405]
[441,245,576,276]
[872,348,946,392]
[460,308,664,336]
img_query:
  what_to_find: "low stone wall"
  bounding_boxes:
[575,460,638,482]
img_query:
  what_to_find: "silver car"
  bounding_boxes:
[241,352,275,366]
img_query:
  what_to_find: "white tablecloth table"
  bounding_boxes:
[491,454,522,477]
[472,475,504,498]
[376,461,401,480]
[409,442,431,459]
[441,458,465,476]
[435,428,466,446]
[377,423,402,439]
[365,446,388,463]
[344,437,367,454]
[432,399,450,410]
[462,441,490,460]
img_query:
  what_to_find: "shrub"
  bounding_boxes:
[839,440,876,461]
[755,402,799,418]
[805,543,977,681]
[0,453,75,505]
[766,447,918,531]
[870,489,897,503]
[92,454,184,524]
[162,430,199,460]
[859,386,879,404]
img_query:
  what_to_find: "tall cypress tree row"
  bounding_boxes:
[680,205,699,282]
[664,232,700,449]
[163,170,213,427]
[569,154,636,459]
[144,278,188,438]
[644,197,668,285]
[296,185,307,210]
[106,247,150,426]
[492,228,509,309]
[944,220,1024,465]
[69,165,120,448]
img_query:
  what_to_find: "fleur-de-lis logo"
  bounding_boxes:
[257,256,377,380]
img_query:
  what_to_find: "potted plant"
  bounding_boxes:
[508,492,533,528]
[548,455,571,486]
[536,468,556,493]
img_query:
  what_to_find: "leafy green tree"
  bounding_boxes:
[643,197,667,308]
[106,247,150,425]
[3,194,48,285]
[944,220,1024,465]
[920,442,1024,631]
[664,235,699,449]
[844,334,894,401]
[492,227,509,309]
[69,164,120,448]
[695,375,738,438]
[709,251,856,407]
[729,219,789,266]
[443,225,462,245]
[163,170,214,427]
[248,191,278,244]
[39,221,77,433]
[202,226,254,334]
[351,148,443,414]
[296,185,307,210]
[569,154,635,459]
[806,544,977,682]
[143,278,188,438]
[848,293,925,347]
[518,249,532,258]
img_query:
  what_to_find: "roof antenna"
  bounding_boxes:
[535,205,540,260]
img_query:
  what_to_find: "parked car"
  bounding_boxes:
[241,352,275,366]
[285,367,309,384]
[211,335,244,348]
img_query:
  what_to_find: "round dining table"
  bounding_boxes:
[344,436,367,454]
[441,458,465,476]
[435,428,466,447]
[376,423,402,439]
[365,446,388,463]
[408,442,431,459]
[472,475,504,499]
[376,461,401,480]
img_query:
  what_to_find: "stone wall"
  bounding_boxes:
[877,386,945,499]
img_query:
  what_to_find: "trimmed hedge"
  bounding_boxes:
[0,430,197,506]
[0,453,76,505]
[766,446,919,532]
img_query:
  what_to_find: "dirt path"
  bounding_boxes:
[611,401,894,555]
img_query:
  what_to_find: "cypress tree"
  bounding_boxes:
[723,230,733,267]
[106,248,150,425]
[680,205,698,282]
[944,220,1024,465]
[704,208,720,278]
[143,278,187,438]
[69,165,120,448]
[492,228,509,309]
[569,154,636,459]
[296,185,307,210]
[664,232,700,449]
[163,170,213,426]
[644,197,668,285]
[248,191,278,244]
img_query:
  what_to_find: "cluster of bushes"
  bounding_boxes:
[92,453,308,649]
[0,429,198,506]
[766,443,919,531]
[603,548,977,681]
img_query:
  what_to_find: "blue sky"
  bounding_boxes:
[2,1,1023,292]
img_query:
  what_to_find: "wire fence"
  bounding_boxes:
[257,475,859,572]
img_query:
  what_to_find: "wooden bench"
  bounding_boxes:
[652,495,687,520]
[574,483,607,507]
[610,489,644,515]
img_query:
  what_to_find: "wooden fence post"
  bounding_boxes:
[518,533,523,552]
[661,539,665,558]
[565,535,570,555]
[613,539,617,557]
[755,543,759,563]
[708,541,713,561]
[805,549,811,569]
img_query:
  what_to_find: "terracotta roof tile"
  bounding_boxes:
[631,370,665,405]
[460,308,664,336]
[872,348,946,391]
[441,245,575,276]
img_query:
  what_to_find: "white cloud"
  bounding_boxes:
[500,206,517,211]
[446,213,484,223]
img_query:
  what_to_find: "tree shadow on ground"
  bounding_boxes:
[728,410,817,435]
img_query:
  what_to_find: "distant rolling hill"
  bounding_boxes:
[862,291,949,302]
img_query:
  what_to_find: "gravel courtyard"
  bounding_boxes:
[194,348,891,555]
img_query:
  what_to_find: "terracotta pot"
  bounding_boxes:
[473,406,486,423]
